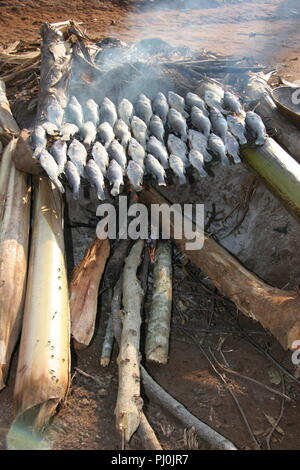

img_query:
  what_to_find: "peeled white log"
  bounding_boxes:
[11,177,70,432]
[145,241,172,364]
[115,239,144,443]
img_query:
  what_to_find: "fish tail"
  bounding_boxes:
[255,136,265,146]
[179,175,186,185]
[54,178,65,194]
[111,183,121,197]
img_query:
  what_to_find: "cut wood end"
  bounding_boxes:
[100,357,110,367]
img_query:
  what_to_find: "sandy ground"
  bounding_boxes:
[1,0,300,452]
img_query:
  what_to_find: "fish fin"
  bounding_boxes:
[255,136,266,146]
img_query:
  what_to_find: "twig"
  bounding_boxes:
[265,374,285,450]
[100,289,114,367]
[74,367,103,387]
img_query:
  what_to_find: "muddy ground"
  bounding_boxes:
[1,0,300,451]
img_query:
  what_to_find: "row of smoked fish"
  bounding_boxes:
[30,82,267,198]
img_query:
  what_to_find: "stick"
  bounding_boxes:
[115,240,144,443]
[139,186,300,350]
[137,412,163,450]
[145,241,173,364]
[100,289,114,367]
[70,237,110,350]
[141,365,237,450]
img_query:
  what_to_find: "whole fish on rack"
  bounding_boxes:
[98,121,115,148]
[149,115,165,143]
[50,140,67,174]
[208,133,229,166]
[135,94,152,126]
[245,111,266,146]
[210,107,228,141]
[99,97,118,127]
[189,150,208,178]
[145,154,166,186]
[92,141,109,175]
[39,149,65,193]
[65,160,81,200]
[107,159,124,196]
[85,159,106,200]
[80,121,97,147]
[167,134,189,167]
[225,132,241,164]
[60,122,79,141]
[127,160,144,192]
[131,116,148,148]
[114,119,131,147]
[67,138,87,176]
[107,139,127,169]
[118,98,134,126]
[31,125,47,157]
[223,91,244,116]
[85,98,99,126]
[167,108,188,142]
[42,121,59,136]
[147,136,169,169]
[66,96,84,128]
[188,130,212,162]
[152,92,169,124]
[167,91,188,117]
[185,92,209,116]
[128,137,145,168]
[169,155,186,184]
[227,115,247,145]
[203,90,228,114]
[191,106,211,137]
[46,96,64,128]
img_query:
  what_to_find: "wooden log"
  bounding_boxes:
[141,365,237,450]
[140,186,300,350]
[145,241,173,364]
[241,138,300,223]
[0,81,31,390]
[115,240,144,443]
[70,237,110,350]
[11,177,69,433]
[137,412,163,451]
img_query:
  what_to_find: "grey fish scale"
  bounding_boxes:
[185,92,209,116]
[131,116,148,148]
[39,149,65,193]
[114,119,131,147]
[127,160,144,192]
[152,92,169,125]
[225,132,241,164]
[145,153,166,186]
[168,108,188,142]
[67,96,84,128]
[100,97,118,127]
[65,160,81,200]
[42,121,59,136]
[167,134,189,167]
[169,154,186,184]
[223,91,243,115]
[118,98,134,126]
[203,91,228,115]
[107,139,127,169]
[85,98,99,126]
[92,141,109,175]
[189,150,208,177]
[167,91,188,117]
[128,138,145,168]
[210,108,228,141]
[46,97,64,128]
[208,133,229,166]
[135,94,153,126]
[245,111,266,146]
[98,121,115,148]
[67,138,87,176]
[227,115,247,145]
[85,159,106,200]
[188,129,212,163]
[60,122,79,141]
[147,136,169,169]
[107,159,124,196]
[149,115,165,142]
[191,106,211,137]
[50,139,67,174]
[80,121,97,147]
